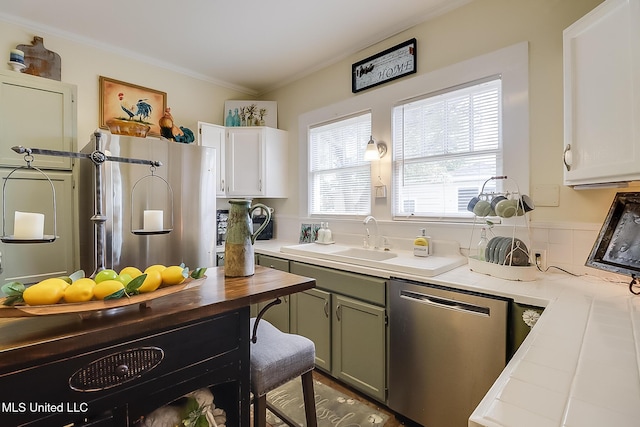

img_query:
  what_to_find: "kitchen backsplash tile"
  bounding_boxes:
[275,215,623,279]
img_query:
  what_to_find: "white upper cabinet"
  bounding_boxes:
[563,0,640,186]
[0,70,77,170]
[226,127,288,198]
[198,123,288,198]
[198,122,226,197]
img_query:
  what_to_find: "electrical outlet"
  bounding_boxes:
[534,250,547,270]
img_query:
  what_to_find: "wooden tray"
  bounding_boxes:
[0,276,206,317]
[17,36,61,81]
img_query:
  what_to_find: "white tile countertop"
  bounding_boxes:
[255,240,640,427]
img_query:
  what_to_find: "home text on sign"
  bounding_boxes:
[352,38,417,93]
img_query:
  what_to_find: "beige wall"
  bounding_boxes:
[0,0,627,229]
[263,0,623,226]
[0,21,248,146]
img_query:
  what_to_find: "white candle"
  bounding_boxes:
[14,211,45,239]
[143,210,163,231]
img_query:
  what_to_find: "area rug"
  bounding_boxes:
[265,378,388,426]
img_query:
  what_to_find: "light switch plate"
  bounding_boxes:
[375,184,387,199]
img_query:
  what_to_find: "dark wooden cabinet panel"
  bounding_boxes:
[0,310,249,427]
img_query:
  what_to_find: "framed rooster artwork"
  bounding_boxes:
[99,76,167,137]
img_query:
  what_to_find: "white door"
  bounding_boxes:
[226,128,263,196]
[563,0,640,186]
[198,122,226,196]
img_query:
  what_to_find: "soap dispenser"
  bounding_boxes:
[413,228,431,257]
[323,222,333,243]
[317,222,327,243]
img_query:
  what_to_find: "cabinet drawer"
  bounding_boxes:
[0,311,243,426]
[257,255,289,272]
[290,262,385,306]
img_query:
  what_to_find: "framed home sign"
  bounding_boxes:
[352,38,417,93]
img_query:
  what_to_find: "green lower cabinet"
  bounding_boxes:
[332,294,386,402]
[289,261,387,403]
[292,288,332,371]
[255,255,291,332]
[255,296,291,333]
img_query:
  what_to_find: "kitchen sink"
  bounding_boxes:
[333,247,398,261]
[279,241,467,277]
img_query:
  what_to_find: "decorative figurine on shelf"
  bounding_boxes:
[158,107,194,143]
[233,108,240,126]
[245,103,257,126]
[258,108,267,126]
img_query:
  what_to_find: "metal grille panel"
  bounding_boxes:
[69,346,164,392]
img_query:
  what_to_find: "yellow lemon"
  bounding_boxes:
[23,278,69,306]
[161,265,188,286]
[138,270,163,293]
[120,266,143,279]
[144,264,166,273]
[64,278,96,303]
[93,280,125,300]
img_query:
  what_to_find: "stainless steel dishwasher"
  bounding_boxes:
[388,278,509,427]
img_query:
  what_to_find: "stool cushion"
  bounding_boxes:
[250,318,315,396]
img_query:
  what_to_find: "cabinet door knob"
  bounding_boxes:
[335,304,342,321]
[563,144,572,171]
[323,300,329,318]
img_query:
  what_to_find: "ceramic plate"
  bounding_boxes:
[498,239,513,265]
[504,238,530,266]
[490,237,507,263]
[485,237,501,263]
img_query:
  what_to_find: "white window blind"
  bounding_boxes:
[392,77,502,218]
[309,112,372,215]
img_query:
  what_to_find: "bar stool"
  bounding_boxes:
[250,317,317,427]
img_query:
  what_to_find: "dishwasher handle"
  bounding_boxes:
[399,290,490,317]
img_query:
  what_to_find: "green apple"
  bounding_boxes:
[94,269,118,284]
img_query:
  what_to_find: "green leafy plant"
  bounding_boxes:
[190,267,207,279]
[1,282,26,306]
[181,397,209,427]
[104,273,147,300]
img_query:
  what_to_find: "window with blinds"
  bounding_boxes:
[309,112,372,215]
[392,77,502,219]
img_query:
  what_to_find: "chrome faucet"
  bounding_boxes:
[363,215,379,249]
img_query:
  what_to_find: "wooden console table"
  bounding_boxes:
[0,266,315,426]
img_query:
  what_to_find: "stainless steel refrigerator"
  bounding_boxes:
[78,132,216,274]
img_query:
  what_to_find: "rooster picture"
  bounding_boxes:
[117,92,152,122]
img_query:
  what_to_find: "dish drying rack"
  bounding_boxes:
[467,176,537,281]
